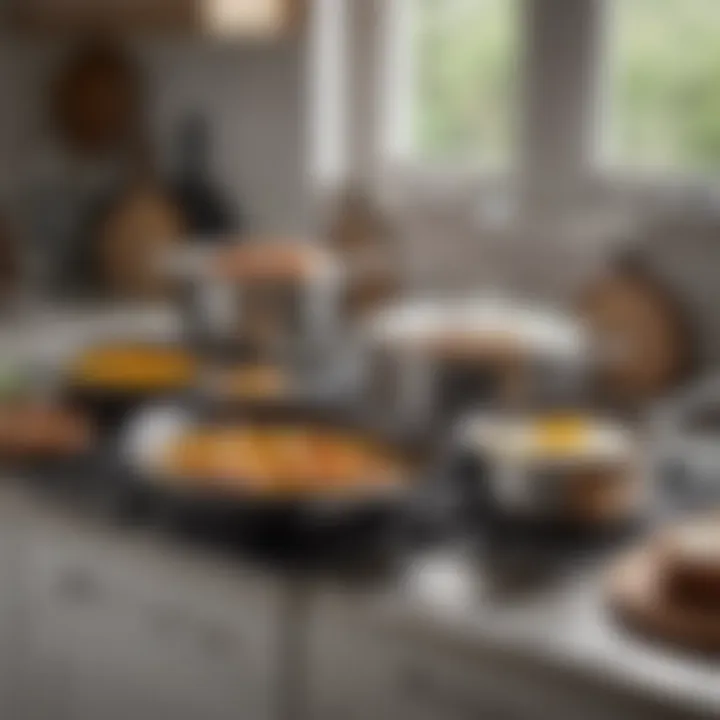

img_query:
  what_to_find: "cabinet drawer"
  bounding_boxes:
[25,525,278,720]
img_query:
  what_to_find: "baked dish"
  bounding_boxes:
[160,427,404,499]
[0,403,92,459]
[69,345,198,393]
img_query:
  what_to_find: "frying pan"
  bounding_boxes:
[63,341,199,433]
[116,401,431,565]
[168,241,344,362]
[445,413,645,566]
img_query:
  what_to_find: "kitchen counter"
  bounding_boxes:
[0,481,715,720]
[371,549,720,719]
[0,304,717,720]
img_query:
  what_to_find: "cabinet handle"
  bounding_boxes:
[397,664,521,720]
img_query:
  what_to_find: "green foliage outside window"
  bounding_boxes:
[412,0,520,165]
[412,0,720,172]
[610,0,720,171]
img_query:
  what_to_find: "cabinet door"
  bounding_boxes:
[26,521,278,720]
[0,492,32,719]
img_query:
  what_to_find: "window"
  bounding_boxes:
[605,0,720,173]
[389,0,521,168]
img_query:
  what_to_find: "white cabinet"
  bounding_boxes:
[0,495,30,720]
[0,490,709,720]
[23,519,279,720]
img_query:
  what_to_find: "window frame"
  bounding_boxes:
[593,0,720,187]
[379,0,526,183]
[369,0,720,209]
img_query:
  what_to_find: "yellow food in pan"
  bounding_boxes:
[530,415,591,457]
[70,345,197,392]
[162,428,404,497]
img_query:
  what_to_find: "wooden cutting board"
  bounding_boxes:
[580,262,694,406]
[96,181,186,299]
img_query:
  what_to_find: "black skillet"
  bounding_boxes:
[117,400,434,568]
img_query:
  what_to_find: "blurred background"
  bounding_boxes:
[0,1,718,719]
[0,0,718,297]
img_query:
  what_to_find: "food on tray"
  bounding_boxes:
[69,345,197,393]
[0,403,92,458]
[161,427,404,497]
[661,519,720,611]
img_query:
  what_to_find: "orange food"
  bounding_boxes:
[162,427,404,498]
[71,345,197,392]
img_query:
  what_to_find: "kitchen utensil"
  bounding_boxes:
[650,374,720,510]
[452,412,643,531]
[168,240,344,364]
[63,341,199,431]
[580,254,696,408]
[170,113,237,236]
[96,179,186,299]
[117,401,426,564]
[326,186,400,320]
[362,298,588,434]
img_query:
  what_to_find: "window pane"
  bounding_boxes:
[608,0,720,171]
[409,0,520,165]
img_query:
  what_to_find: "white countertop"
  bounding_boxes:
[0,480,716,719]
[375,547,720,718]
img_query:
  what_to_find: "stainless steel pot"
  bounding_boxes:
[452,412,642,525]
[360,298,590,435]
